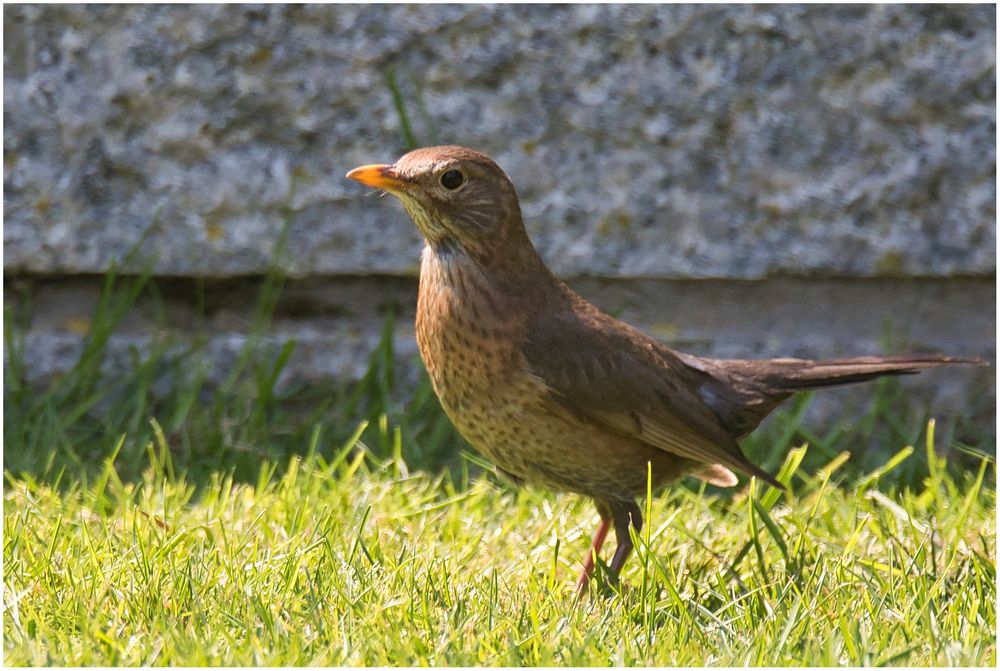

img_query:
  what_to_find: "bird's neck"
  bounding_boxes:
[426,215,548,279]
[419,231,553,315]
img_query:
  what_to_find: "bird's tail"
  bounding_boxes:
[752,355,985,392]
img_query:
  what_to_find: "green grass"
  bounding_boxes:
[3,417,995,665]
[4,229,996,666]
[4,267,996,668]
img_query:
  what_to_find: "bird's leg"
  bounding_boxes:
[575,520,610,593]
[575,500,612,593]
[608,500,643,576]
[575,500,644,592]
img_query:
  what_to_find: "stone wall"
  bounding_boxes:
[4,4,995,424]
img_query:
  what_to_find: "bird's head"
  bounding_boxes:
[347,145,532,263]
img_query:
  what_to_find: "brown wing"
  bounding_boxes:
[522,302,781,488]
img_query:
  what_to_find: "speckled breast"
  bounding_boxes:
[415,248,546,479]
[415,248,690,500]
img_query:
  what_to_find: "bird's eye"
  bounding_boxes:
[439,169,464,190]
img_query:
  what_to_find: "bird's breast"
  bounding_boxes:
[416,249,529,393]
[414,248,691,499]
[416,248,543,453]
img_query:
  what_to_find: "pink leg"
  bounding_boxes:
[575,517,611,593]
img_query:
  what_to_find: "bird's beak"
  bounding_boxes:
[345,163,411,191]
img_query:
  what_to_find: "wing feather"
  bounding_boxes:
[524,304,781,488]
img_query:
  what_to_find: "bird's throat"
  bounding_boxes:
[420,242,480,294]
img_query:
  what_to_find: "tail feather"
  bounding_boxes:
[756,355,986,391]
[685,353,986,440]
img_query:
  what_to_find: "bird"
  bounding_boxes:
[346,145,983,593]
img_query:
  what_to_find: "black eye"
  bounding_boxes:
[440,169,464,189]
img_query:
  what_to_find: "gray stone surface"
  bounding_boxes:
[4,4,996,279]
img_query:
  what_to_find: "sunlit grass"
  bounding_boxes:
[4,414,994,666]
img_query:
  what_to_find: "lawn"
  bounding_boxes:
[3,262,996,666]
[3,419,995,665]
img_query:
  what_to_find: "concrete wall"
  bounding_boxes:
[4,5,995,424]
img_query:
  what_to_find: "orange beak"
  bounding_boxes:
[345,163,411,191]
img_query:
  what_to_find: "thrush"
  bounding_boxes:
[347,145,982,592]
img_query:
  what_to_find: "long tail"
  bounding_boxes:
[686,353,987,441]
[751,355,986,391]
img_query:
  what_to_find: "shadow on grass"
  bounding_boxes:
[3,262,476,491]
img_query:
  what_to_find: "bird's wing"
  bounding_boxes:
[522,305,781,488]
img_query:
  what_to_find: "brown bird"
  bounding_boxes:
[347,145,981,592]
